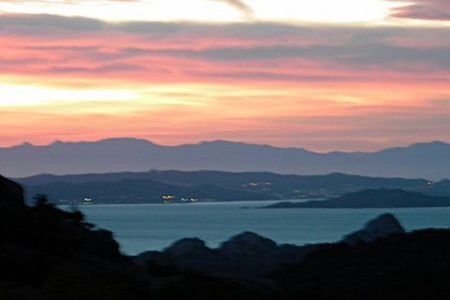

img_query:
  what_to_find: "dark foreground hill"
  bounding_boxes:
[135,214,404,279]
[0,175,273,300]
[271,228,450,299]
[1,176,450,299]
[266,189,450,208]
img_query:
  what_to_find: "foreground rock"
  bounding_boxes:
[342,213,406,245]
[0,177,276,300]
[136,214,407,278]
[272,229,450,299]
[136,232,316,278]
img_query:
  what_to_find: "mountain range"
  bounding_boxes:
[1,138,449,180]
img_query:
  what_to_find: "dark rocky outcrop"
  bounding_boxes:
[0,177,143,300]
[342,213,406,245]
[165,238,211,257]
[0,176,279,300]
[272,229,450,300]
[220,231,278,256]
[136,215,407,279]
[0,175,24,206]
[136,232,318,278]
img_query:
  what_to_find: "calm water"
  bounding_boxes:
[75,200,450,255]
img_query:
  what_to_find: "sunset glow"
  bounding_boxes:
[0,0,449,151]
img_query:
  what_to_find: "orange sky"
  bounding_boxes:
[0,0,449,151]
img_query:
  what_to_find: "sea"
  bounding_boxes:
[73,200,450,255]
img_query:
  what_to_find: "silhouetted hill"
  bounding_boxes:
[341,213,405,245]
[1,138,450,179]
[2,176,450,299]
[266,189,450,208]
[136,214,407,280]
[136,232,319,279]
[0,175,24,206]
[0,176,137,299]
[0,176,275,300]
[16,170,450,204]
[137,214,450,299]
[272,229,450,299]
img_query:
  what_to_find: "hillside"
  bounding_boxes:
[0,175,274,300]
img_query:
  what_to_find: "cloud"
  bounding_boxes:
[390,0,450,21]
[0,13,449,85]
[213,0,253,17]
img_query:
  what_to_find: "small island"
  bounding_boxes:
[264,189,450,209]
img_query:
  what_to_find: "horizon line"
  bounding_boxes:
[2,137,449,155]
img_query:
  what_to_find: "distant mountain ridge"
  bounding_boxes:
[1,138,450,179]
[17,171,450,204]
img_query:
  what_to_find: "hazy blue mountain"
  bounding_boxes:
[1,138,449,179]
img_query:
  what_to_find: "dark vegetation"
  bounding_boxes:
[1,175,450,299]
[17,171,450,204]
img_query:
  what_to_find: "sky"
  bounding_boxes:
[0,0,449,151]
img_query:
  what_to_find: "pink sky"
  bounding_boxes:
[0,0,449,151]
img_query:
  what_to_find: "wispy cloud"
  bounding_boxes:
[1,14,449,80]
[390,0,450,21]
[213,0,253,17]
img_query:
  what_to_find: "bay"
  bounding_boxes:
[75,200,450,255]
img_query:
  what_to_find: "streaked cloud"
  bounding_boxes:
[0,0,407,23]
[389,0,450,21]
[214,0,253,17]
[1,14,449,77]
